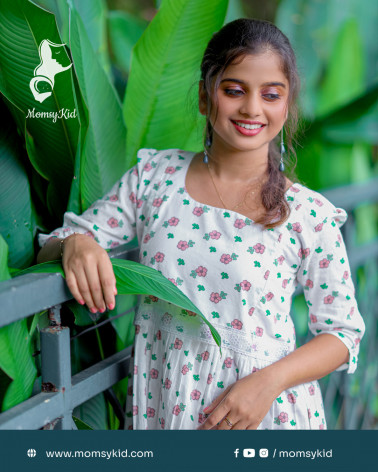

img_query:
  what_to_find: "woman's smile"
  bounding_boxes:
[231,120,266,136]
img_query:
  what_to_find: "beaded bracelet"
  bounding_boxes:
[60,232,77,258]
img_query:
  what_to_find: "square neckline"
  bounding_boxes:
[180,150,301,224]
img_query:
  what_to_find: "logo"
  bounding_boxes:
[29,39,72,103]
[27,449,37,458]
[243,448,255,458]
[259,448,269,458]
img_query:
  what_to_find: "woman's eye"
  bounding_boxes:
[224,89,244,96]
[263,93,280,100]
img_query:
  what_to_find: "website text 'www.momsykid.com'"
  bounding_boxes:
[30,448,153,460]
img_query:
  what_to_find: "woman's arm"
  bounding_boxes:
[198,333,349,430]
[265,333,349,390]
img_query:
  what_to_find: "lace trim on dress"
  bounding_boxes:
[135,309,291,362]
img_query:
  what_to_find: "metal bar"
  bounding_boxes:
[40,317,72,430]
[0,392,63,430]
[70,346,132,408]
[0,273,71,328]
[0,346,132,430]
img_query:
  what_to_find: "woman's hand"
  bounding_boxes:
[197,368,281,430]
[62,233,117,313]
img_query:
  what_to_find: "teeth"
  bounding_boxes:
[235,122,263,130]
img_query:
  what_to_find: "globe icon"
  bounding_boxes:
[27,449,37,458]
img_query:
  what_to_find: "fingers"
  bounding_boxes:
[198,400,230,430]
[65,272,85,306]
[203,385,231,415]
[84,263,109,313]
[69,266,97,312]
[98,255,117,310]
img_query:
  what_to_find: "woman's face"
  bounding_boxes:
[200,51,289,156]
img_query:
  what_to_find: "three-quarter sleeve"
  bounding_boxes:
[296,204,365,374]
[38,156,142,251]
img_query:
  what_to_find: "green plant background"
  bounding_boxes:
[0,0,376,429]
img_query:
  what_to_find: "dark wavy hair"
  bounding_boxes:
[200,18,301,228]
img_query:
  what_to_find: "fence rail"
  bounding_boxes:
[0,178,377,430]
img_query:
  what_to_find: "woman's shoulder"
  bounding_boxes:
[287,182,348,229]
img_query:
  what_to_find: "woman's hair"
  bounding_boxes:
[200,18,301,228]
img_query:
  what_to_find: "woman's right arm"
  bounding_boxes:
[37,233,117,313]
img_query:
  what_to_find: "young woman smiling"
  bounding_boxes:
[38,19,365,430]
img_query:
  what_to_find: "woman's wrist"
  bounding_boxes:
[60,232,89,258]
[252,364,285,398]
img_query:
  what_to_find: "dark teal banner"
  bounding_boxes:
[0,430,375,471]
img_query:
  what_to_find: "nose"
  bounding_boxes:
[239,92,262,118]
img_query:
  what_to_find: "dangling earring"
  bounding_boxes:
[203,125,212,164]
[279,128,286,172]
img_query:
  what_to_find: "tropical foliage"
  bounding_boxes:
[0,0,376,428]
[0,0,229,427]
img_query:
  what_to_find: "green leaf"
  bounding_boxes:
[72,415,94,430]
[70,0,112,76]
[73,393,107,430]
[0,234,11,282]
[69,6,128,211]
[123,0,228,161]
[0,0,80,222]
[31,0,70,43]
[0,236,37,411]
[18,258,222,352]
[0,106,35,268]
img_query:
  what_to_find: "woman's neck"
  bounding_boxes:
[207,142,269,184]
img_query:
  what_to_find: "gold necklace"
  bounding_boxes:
[206,159,262,211]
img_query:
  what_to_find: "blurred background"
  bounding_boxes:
[0,0,377,429]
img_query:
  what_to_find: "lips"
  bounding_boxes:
[231,120,266,136]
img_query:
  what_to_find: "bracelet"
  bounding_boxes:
[60,232,78,258]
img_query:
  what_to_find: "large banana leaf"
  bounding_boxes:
[69,5,128,210]
[0,235,37,412]
[0,104,35,269]
[0,0,79,224]
[31,0,70,43]
[18,259,222,350]
[123,0,229,163]
[70,0,111,77]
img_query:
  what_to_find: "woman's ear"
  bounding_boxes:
[198,80,207,116]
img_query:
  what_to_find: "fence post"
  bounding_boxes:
[40,304,72,430]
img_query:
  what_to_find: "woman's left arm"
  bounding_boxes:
[197,333,348,430]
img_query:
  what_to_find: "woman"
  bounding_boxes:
[38,19,365,430]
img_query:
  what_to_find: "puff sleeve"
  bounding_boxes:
[38,150,147,250]
[296,204,365,374]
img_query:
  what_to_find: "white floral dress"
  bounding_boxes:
[39,148,365,430]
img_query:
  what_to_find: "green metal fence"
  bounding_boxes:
[0,179,377,430]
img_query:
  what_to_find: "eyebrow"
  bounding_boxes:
[220,78,286,88]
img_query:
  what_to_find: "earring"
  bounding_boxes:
[203,126,212,164]
[279,128,286,172]
[203,150,209,164]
